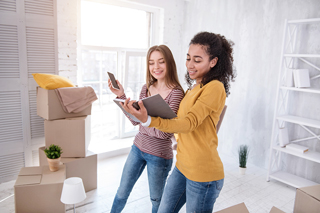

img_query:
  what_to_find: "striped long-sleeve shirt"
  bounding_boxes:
[118,84,184,159]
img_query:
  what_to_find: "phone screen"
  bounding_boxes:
[107,72,120,90]
[132,102,140,110]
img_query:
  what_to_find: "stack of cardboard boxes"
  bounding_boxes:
[14,87,97,213]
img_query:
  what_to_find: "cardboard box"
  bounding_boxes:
[215,202,249,213]
[45,115,91,157]
[216,203,285,213]
[37,87,91,120]
[39,147,97,192]
[270,206,285,213]
[14,165,66,213]
[294,184,320,213]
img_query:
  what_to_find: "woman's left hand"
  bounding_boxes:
[121,98,148,123]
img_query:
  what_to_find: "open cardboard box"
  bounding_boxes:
[215,203,285,213]
[270,206,285,213]
[44,115,91,157]
[294,184,320,213]
[37,86,91,120]
[14,165,66,213]
[215,203,249,213]
[39,147,97,192]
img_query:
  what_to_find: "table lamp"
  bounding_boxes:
[60,177,86,213]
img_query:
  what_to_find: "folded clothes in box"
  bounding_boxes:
[37,87,92,120]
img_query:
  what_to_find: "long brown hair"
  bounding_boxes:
[146,45,184,93]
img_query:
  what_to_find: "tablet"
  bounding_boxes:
[113,94,177,122]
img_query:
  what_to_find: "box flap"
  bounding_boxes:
[15,175,42,186]
[269,206,285,213]
[41,165,66,184]
[215,203,249,213]
[18,166,42,176]
[299,185,320,201]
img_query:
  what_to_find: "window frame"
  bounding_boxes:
[78,0,161,139]
[120,51,147,138]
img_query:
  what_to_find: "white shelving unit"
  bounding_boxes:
[273,146,320,163]
[280,87,320,94]
[269,172,318,189]
[267,18,320,188]
[277,115,320,129]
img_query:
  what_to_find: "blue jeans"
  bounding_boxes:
[158,166,224,213]
[111,144,173,213]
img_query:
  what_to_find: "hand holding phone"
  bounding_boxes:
[107,72,120,90]
[132,101,140,110]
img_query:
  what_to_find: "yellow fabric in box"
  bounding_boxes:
[32,73,75,90]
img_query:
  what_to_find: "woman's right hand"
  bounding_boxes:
[108,79,125,97]
[121,99,149,123]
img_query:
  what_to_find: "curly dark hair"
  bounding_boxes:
[185,32,236,97]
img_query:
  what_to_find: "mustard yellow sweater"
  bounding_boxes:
[149,80,226,182]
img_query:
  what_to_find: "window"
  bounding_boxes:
[79,0,160,151]
[81,1,150,49]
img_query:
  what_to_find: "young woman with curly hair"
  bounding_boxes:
[121,32,236,212]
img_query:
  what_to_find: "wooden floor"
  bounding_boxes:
[0,151,296,213]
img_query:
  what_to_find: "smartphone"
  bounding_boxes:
[107,72,120,90]
[132,101,140,110]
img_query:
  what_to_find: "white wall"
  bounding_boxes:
[181,0,320,182]
[57,0,78,83]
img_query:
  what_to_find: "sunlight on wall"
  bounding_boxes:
[81,1,149,49]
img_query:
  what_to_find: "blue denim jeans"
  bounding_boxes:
[158,166,224,213]
[110,144,173,213]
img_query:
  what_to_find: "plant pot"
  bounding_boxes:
[239,167,246,175]
[47,157,61,172]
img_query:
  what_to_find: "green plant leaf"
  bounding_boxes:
[43,144,62,159]
[238,145,249,168]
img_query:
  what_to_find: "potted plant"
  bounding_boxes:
[238,145,249,175]
[44,144,63,172]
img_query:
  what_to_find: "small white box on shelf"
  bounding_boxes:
[279,127,290,147]
[293,69,310,88]
[286,143,309,153]
[284,69,294,87]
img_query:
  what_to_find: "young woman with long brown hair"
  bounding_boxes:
[108,45,184,213]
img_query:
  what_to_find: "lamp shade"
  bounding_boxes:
[61,177,86,204]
